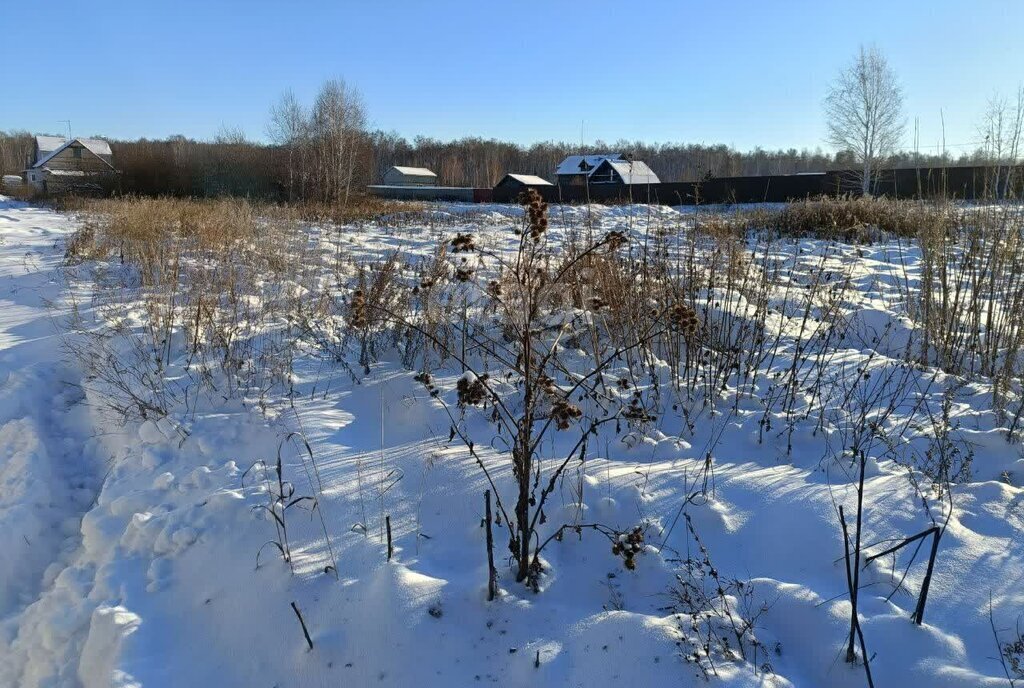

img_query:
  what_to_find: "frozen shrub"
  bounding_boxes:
[667,515,773,680]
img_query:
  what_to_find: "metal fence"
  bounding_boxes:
[489,165,1024,205]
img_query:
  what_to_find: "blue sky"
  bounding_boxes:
[3,0,1022,154]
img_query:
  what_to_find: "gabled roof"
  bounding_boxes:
[32,137,116,170]
[35,135,112,164]
[501,174,553,186]
[555,154,625,176]
[601,159,660,185]
[35,136,68,156]
[389,166,437,177]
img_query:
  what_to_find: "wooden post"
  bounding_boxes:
[485,490,497,601]
[386,515,393,561]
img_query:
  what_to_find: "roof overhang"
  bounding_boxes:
[31,138,117,171]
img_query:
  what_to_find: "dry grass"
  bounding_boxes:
[293,195,424,226]
[913,205,1024,430]
[61,193,1024,439]
[760,195,955,240]
[48,190,1024,686]
[63,197,313,424]
[50,188,1024,685]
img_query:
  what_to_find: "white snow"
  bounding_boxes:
[388,166,437,177]
[501,174,553,186]
[555,153,625,176]
[601,159,661,184]
[32,136,113,165]
[0,195,1021,687]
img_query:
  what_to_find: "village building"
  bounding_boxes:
[493,173,553,193]
[381,166,438,186]
[24,136,118,193]
[554,153,660,189]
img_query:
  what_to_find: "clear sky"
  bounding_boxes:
[2,0,1022,155]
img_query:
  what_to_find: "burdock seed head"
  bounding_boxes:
[611,526,646,569]
[350,289,367,328]
[451,233,476,253]
[456,372,489,406]
[550,397,582,430]
[605,230,628,251]
[669,303,699,338]
[521,189,549,242]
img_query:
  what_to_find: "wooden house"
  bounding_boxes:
[24,136,118,193]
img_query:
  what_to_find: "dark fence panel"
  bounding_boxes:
[497,174,833,205]
[368,185,491,202]
[492,184,559,203]
[486,165,1024,205]
[872,166,1024,200]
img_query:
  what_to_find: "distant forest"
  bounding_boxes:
[0,128,993,201]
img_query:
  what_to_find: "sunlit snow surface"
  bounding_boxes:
[0,196,1020,687]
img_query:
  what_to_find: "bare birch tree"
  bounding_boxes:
[267,90,308,201]
[311,79,367,203]
[825,45,905,195]
[214,124,246,145]
[978,86,1024,199]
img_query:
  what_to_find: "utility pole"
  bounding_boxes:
[58,120,72,141]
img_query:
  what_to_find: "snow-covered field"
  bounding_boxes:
[0,195,1022,687]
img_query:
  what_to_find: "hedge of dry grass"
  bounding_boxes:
[292,195,424,225]
[762,195,955,240]
[55,192,422,227]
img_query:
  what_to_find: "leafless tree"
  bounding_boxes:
[311,79,367,203]
[267,90,308,201]
[0,130,34,175]
[977,86,1024,199]
[825,45,905,195]
[214,124,247,145]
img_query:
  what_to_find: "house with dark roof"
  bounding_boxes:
[494,173,553,191]
[492,173,555,202]
[24,136,119,193]
[554,153,660,190]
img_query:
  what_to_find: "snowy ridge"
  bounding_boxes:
[0,197,105,685]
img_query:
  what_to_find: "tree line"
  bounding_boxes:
[2,73,1019,200]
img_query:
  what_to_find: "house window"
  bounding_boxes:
[73,147,82,159]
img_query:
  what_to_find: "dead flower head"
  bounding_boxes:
[605,230,628,251]
[350,288,367,328]
[669,303,699,338]
[611,526,645,570]
[520,189,549,242]
[551,397,582,430]
[451,233,476,253]
[457,372,489,406]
